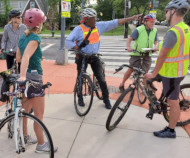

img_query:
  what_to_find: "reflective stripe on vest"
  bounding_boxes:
[80,24,100,44]
[158,22,190,77]
[173,26,185,56]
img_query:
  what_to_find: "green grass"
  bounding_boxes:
[102,25,131,36]
[0,25,131,36]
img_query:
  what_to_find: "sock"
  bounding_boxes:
[167,127,175,132]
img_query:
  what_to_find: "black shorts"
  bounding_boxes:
[161,76,184,100]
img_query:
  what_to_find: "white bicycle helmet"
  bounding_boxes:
[165,0,190,11]
[80,8,97,18]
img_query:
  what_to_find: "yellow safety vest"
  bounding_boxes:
[79,24,100,44]
[131,25,157,56]
[159,21,190,78]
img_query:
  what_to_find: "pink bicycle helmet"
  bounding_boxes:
[24,8,46,27]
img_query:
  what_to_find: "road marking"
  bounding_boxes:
[42,44,55,51]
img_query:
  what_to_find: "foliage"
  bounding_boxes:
[95,0,114,20]
[0,0,12,26]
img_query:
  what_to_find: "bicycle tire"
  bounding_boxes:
[0,112,54,158]
[163,83,190,126]
[94,77,103,100]
[74,74,94,116]
[106,86,135,131]
[137,80,147,104]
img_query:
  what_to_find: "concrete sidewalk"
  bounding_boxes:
[0,94,189,158]
[0,59,190,158]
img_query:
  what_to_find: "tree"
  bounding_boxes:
[0,0,12,26]
[95,0,114,20]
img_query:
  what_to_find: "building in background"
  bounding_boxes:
[0,0,47,16]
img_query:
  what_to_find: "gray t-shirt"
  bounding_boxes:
[130,29,158,42]
[162,30,177,48]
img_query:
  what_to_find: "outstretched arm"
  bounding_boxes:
[118,14,142,25]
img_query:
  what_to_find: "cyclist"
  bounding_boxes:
[119,14,158,92]
[145,0,190,138]
[16,8,58,153]
[66,8,141,109]
[0,10,26,69]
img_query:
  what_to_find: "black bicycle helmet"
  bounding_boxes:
[8,10,21,18]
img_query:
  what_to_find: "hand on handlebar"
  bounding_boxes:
[17,76,26,82]
[127,47,133,52]
[144,73,155,80]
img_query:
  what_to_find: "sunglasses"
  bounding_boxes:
[165,10,169,14]
[16,16,22,19]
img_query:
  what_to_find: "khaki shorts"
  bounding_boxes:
[129,56,152,72]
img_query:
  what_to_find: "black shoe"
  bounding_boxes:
[78,97,85,107]
[153,127,176,138]
[104,100,112,109]
[119,85,124,93]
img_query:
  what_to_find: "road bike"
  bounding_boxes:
[124,48,155,104]
[0,80,55,157]
[71,50,105,116]
[106,64,190,131]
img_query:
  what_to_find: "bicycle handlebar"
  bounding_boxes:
[125,49,154,55]
[114,64,145,74]
[68,49,102,57]
[2,50,16,56]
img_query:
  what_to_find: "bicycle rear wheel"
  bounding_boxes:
[137,79,147,104]
[106,87,135,131]
[163,84,190,126]
[74,74,94,116]
[0,113,54,158]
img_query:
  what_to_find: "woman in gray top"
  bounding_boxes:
[0,10,26,69]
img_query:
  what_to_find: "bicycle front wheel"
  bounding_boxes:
[106,86,135,131]
[74,74,94,116]
[94,76,103,100]
[163,84,190,126]
[0,113,54,158]
[137,80,147,104]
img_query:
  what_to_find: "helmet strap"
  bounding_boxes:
[168,9,176,26]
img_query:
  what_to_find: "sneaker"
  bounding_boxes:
[24,135,38,144]
[35,142,58,153]
[78,97,85,107]
[104,99,112,109]
[153,127,176,138]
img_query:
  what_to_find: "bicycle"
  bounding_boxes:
[106,64,190,131]
[125,48,155,104]
[2,49,19,74]
[0,80,55,157]
[71,50,105,116]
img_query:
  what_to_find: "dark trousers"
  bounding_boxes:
[76,54,109,102]
[6,55,15,69]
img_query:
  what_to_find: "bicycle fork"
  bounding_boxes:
[14,98,25,154]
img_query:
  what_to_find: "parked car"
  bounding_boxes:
[155,21,160,25]
[160,21,168,26]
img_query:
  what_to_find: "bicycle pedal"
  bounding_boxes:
[146,112,153,120]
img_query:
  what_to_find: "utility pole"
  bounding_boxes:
[124,0,129,38]
[56,0,70,65]
[81,0,84,9]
